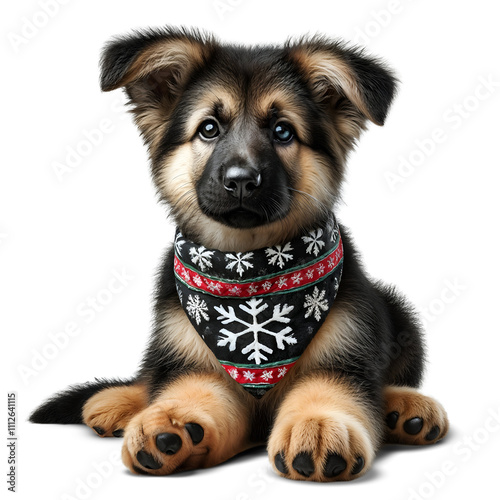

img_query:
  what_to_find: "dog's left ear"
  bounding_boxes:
[286,38,397,126]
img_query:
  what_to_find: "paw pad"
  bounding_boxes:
[156,432,182,455]
[292,451,315,478]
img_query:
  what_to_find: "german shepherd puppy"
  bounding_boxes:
[30,27,448,481]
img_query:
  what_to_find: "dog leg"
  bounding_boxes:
[384,385,449,444]
[122,372,254,475]
[267,372,380,481]
[83,383,148,437]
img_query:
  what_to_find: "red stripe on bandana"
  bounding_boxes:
[174,237,343,298]
[221,359,298,387]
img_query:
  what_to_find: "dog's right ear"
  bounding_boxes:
[100,27,215,142]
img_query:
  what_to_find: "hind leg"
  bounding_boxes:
[83,383,148,437]
[384,386,449,445]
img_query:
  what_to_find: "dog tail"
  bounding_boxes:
[29,378,135,424]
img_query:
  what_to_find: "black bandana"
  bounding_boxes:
[174,215,343,398]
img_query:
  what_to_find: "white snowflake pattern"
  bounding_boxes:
[277,366,288,378]
[291,272,303,285]
[303,286,329,321]
[260,370,274,381]
[215,298,296,364]
[306,269,314,279]
[189,246,215,272]
[228,286,242,296]
[277,277,288,288]
[327,256,336,269]
[186,295,210,325]
[225,252,254,277]
[243,370,255,381]
[261,281,272,291]
[331,226,339,242]
[174,233,186,255]
[207,281,222,293]
[334,277,340,291]
[192,275,203,287]
[181,268,190,282]
[248,284,259,294]
[302,228,325,256]
[317,263,325,275]
[228,367,239,380]
[265,242,294,269]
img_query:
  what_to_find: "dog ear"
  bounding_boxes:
[100,27,214,143]
[286,37,397,126]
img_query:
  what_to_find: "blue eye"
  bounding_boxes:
[199,120,219,140]
[273,123,294,143]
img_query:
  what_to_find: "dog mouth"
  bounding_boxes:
[197,194,291,229]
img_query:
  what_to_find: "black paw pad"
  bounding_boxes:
[351,456,365,475]
[156,432,182,455]
[112,429,124,437]
[93,426,105,436]
[403,417,424,435]
[386,411,399,430]
[323,452,347,478]
[425,426,440,441]
[292,451,315,477]
[274,452,288,474]
[185,423,204,445]
[136,450,162,470]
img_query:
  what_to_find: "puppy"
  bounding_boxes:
[30,27,448,481]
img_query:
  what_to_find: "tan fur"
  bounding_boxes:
[122,372,255,474]
[83,384,148,437]
[384,386,449,445]
[267,373,377,481]
[290,48,376,124]
[118,39,208,90]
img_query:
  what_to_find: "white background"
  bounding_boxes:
[2,1,499,499]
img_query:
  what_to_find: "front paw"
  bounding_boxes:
[268,409,375,482]
[122,402,213,475]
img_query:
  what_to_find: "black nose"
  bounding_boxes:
[223,165,262,199]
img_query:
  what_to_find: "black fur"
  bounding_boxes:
[29,379,135,424]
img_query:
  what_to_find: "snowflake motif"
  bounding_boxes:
[331,226,339,242]
[302,228,325,256]
[181,268,190,282]
[306,269,314,279]
[277,366,288,378]
[317,263,325,275]
[334,277,340,291]
[207,281,222,293]
[277,276,288,288]
[225,252,254,277]
[303,286,329,321]
[177,288,183,304]
[228,367,239,380]
[189,246,215,272]
[186,295,210,325]
[228,286,242,296]
[248,284,259,294]
[261,281,272,291]
[260,370,274,381]
[215,298,296,364]
[192,275,203,287]
[243,370,255,381]
[327,256,336,269]
[174,233,186,255]
[265,242,294,269]
[291,272,303,285]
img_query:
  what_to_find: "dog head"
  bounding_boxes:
[100,27,396,251]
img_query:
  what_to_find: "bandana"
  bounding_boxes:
[174,215,343,398]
